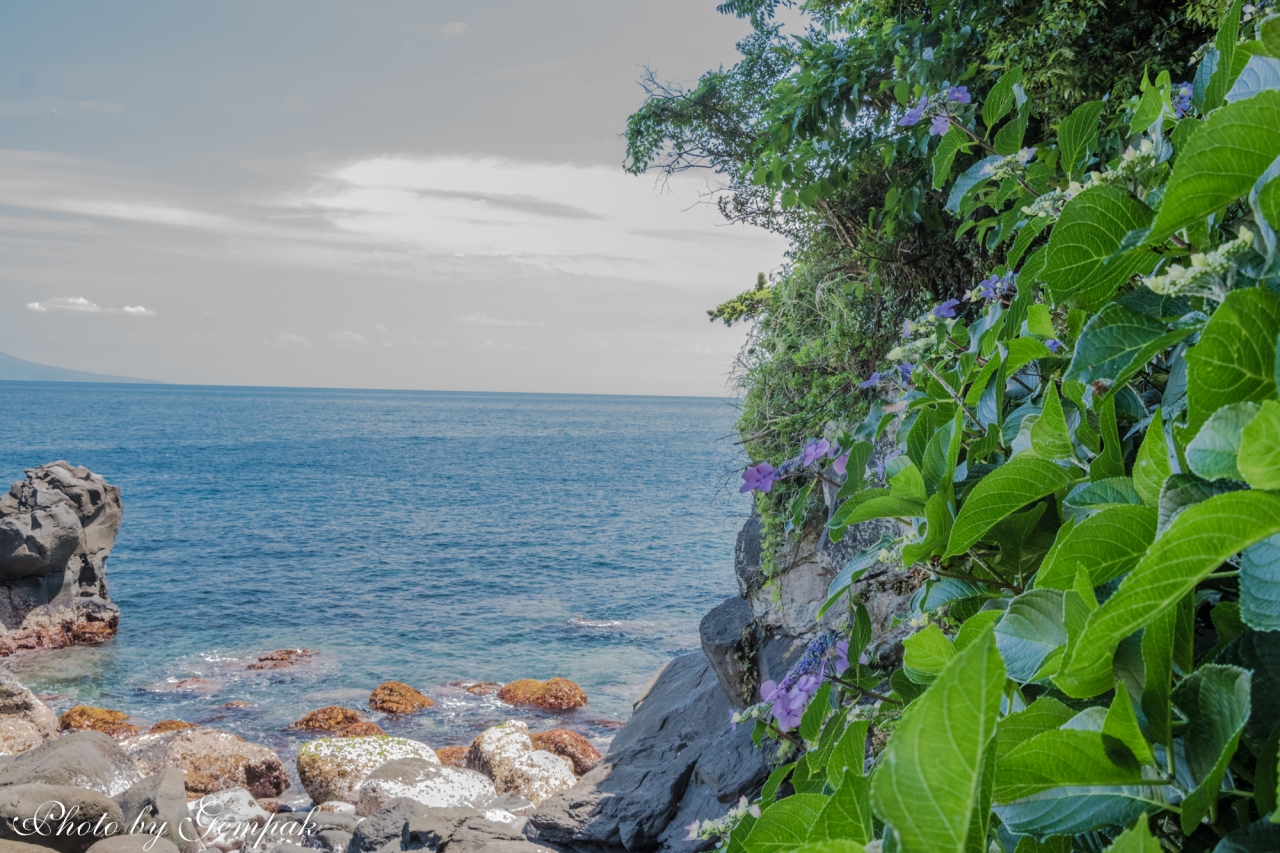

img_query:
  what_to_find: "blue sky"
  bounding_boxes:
[0,2,789,394]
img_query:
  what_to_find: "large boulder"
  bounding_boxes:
[296,736,439,805]
[0,783,124,853]
[186,788,269,849]
[466,722,575,807]
[122,727,288,799]
[113,769,197,853]
[698,596,754,710]
[0,463,122,654]
[0,731,141,796]
[529,652,770,853]
[496,679,587,711]
[349,799,552,853]
[86,838,179,853]
[368,683,434,715]
[60,706,139,740]
[0,669,59,754]
[354,758,494,816]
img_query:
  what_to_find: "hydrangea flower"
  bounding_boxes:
[975,270,1016,301]
[897,94,928,127]
[898,362,914,384]
[859,372,882,389]
[1046,338,1064,353]
[929,114,950,136]
[933,299,960,319]
[801,439,831,467]
[1173,82,1193,118]
[1016,147,1037,165]
[834,639,850,675]
[947,86,971,103]
[831,451,850,477]
[739,462,777,494]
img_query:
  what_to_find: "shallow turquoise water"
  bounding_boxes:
[0,382,745,790]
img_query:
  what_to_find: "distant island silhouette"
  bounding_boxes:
[0,351,158,384]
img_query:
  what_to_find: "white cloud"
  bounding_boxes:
[330,330,367,345]
[452,313,539,327]
[26,297,155,316]
[442,21,467,36]
[275,332,310,346]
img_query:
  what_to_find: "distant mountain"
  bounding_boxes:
[0,351,159,384]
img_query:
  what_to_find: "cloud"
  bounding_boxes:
[26,297,155,316]
[330,330,367,346]
[275,332,310,346]
[442,21,467,36]
[452,313,539,327]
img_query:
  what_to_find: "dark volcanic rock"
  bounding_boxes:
[733,512,765,599]
[699,596,754,709]
[529,652,769,853]
[0,783,124,853]
[0,462,123,654]
[113,769,197,853]
[0,731,141,797]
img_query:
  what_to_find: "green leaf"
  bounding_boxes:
[1220,630,1280,751]
[1157,473,1247,534]
[1240,399,1280,490]
[1216,819,1280,852]
[1103,686,1155,767]
[994,728,1149,802]
[996,697,1077,762]
[1063,478,1143,512]
[870,628,1005,853]
[1187,286,1280,434]
[1101,818,1160,853]
[922,412,963,496]
[1129,81,1168,136]
[994,589,1069,682]
[1058,491,1280,698]
[1056,100,1106,181]
[903,623,956,684]
[1064,302,1191,397]
[1204,0,1244,110]
[1025,304,1054,338]
[1264,14,1280,58]
[1031,383,1074,461]
[983,68,1024,131]
[744,794,831,853]
[933,127,974,190]
[1188,402,1262,481]
[1142,601,1179,750]
[1133,409,1172,506]
[1242,534,1280,631]
[790,843,867,853]
[1149,91,1280,242]
[1044,185,1159,311]
[809,773,873,845]
[945,453,1076,557]
[1034,505,1157,590]
[828,720,870,789]
[1226,55,1280,102]
[995,786,1154,838]
[1174,665,1252,829]
[800,681,833,743]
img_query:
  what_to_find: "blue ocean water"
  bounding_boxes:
[0,382,746,791]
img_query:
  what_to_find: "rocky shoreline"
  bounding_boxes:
[0,461,909,852]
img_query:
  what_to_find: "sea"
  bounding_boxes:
[0,382,746,794]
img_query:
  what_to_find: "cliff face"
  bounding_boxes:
[0,462,122,654]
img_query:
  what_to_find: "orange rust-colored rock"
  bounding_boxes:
[497,678,588,711]
[530,729,602,776]
[435,746,469,767]
[59,705,139,739]
[289,706,363,731]
[148,719,197,734]
[223,701,250,708]
[451,681,501,696]
[369,681,435,715]
[337,721,386,737]
[247,649,315,670]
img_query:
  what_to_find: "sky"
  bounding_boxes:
[0,2,791,396]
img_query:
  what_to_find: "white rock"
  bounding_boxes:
[354,757,496,816]
[316,801,355,814]
[295,735,439,805]
[467,721,576,806]
[187,788,270,850]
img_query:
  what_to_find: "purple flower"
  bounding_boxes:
[739,462,777,494]
[859,372,882,389]
[897,94,928,127]
[761,680,784,704]
[831,452,849,477]
[1173,82,1193,118]
[933,298,960,319]
[1046,338,1064,353]
[947,86,971,104]
[898,362,914,384]
[1016,147,1037,165]
[801,439,831,467]
[929,114,950,136]
[833,639,850,675]
[978,270,1015,301]
[729,710,737,732]
[685,821,700,841]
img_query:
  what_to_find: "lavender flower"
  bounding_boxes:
[1173,82,1193,118]
[834,639,850,675]
[831,452,850,478]
[801,439,832,467]
[898,362,914,384]
[1016,147,1037,165]
[947,86,971,103]
[859,372,882,389]
[929,113,950,136]
[739,462,777,494]
[897,94,928,127]
[1046,338,1064,353]
[933,298,960,319]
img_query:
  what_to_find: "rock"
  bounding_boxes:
[466,722,575,807]
[0,731,141,796]
[267,809,357,849]
[311,829,352,853]
[0,720,45,757]
[529,653,770,853]
[354,758,495,816]
[435,747,468,768]
[222,702,249,710]
[316,802,355,815]
[733,510,766,598]
[85,837,179,853]
[336,723,384,738]
[367,683,434,716]
[0,670,59,741]
[60,706,140,739]
[0,783,124,853]
[187,788,269,849]
[245,650,313,671]
[147,721,195,734]
[0,840,71,853]
[0,462,122,654]
[114,769,197,853]
[295,736,439,805]
[347,798,426,852]
[122,727,288,799]
[496,679,586,712]
[452,682,500,697]
[699,596,755,710]
[290,707,362,732]
[527,731,600,777]
[403,807,556,853]
[480,793,536,819]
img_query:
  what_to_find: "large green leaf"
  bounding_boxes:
[1226,55,1280,102]
[790,843,867,853]
[870,629,1005,853]
[903,623,956,684]
[1031,382,1074,461]
[1149,91,1280,241]
[933,127,974,190]
[809,773,873,845]
[1186,402,1262,481]
[1173,665,1252,829]
[996,698,1077,763]
[995,727,1148,802]
[1240,399,1280,490]
[1215,819,1280,852]
[1065,303,1191,396]
[1057,491,1280,698]
[983,67,1024,130]
[945,454,1076,557]
[1157,474,1246,534]
[1186,287,1280,435]
[1043,185,1159,311]
[995,590,1069,683]
[994,786,1156,838]
[1035,506,1157,590]
[744,795,831,852]
[1203,0,1243,110]
[1056,100,1105,181]
[1101,818,1160,853]
[1133,409,1172,506]
[1141,603,1178,749]
[1103,686,1155,767]
[1242,534,1280,631]
[1220,630,1280,751]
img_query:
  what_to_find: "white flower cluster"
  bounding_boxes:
[685,796,761,845]
[887,310,954,364]
[1023,140,1162,221]
[1144,228,1257,301]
